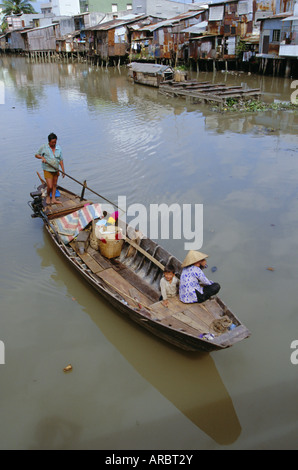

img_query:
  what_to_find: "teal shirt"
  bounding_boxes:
[37,143,63,172]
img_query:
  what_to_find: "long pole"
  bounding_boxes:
[45,162,123,213]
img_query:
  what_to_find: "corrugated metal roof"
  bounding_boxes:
[244,35,260,43]
[20,23,59,34]
[85,19,124,31]
[128,62,173,75]
[84,15,146,31]
[281,15,298,21]
[137,9,206,32]
[128,17,166,30]
[181,21,208,34]
[257,12,293,21]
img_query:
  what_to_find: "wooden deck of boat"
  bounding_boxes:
[70,240,223,338]
[159,79,261,104]
[150,296,222,336]
[42,187,93,220]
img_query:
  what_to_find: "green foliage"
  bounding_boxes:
[219,98,298,113]
[236,40,248,58]
[175,65,188,71]
[0,0,37,16]
[1,19,8,32]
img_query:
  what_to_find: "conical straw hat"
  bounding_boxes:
[181,250,208,268]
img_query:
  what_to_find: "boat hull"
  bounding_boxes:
[44,223,249,352]
[29,185,251,353]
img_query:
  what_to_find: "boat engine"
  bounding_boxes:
[29,190,43,218]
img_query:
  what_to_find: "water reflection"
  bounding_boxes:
[204,109,298,135]
[1,57,297,136]
[37,228,241,445]
[0,56,46,109]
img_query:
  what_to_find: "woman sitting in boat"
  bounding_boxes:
[179,250,220,304]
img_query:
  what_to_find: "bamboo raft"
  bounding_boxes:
[159,79,261,105]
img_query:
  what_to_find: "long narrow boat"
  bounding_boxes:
[28,182,250,352]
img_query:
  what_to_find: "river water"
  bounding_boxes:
[0,56,297,450]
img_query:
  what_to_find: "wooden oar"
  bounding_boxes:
[124,237,165,271]
[44,161,123,213]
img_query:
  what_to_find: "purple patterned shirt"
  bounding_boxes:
[179,265,213,303]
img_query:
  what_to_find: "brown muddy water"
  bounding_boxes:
[0,56,297,450]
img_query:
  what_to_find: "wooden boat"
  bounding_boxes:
[128,62,174,88]
[28,183,251,352]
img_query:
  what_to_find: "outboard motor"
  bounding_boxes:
[29,190,43,218]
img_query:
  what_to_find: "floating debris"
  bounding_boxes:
[214,99,298,114]
[199,333,215,341]
[266,267,275,272]
[63,364,73,373]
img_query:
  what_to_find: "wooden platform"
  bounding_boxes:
[42,187,93,220]
[159,80,261,105]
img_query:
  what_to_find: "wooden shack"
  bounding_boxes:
[6,29,27,51]
[130,9,207,62]
[55,32,88,53]
[21,23,61,52]
[84,16,151,63]
[258,12,293,57]
[56,34,74,53]
[128,62,174,87]
[186,0,263,67]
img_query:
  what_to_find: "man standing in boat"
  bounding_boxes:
[35,133,65,205]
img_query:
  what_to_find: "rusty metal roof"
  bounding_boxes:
[256,12,293,21]
[137,9,206,32]
[181,21,208,34]
[84,15,147,31]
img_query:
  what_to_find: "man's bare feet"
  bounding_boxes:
[46,196,51,205]
[51,199,62,205]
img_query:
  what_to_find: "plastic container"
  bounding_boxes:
[96,219,107,228]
